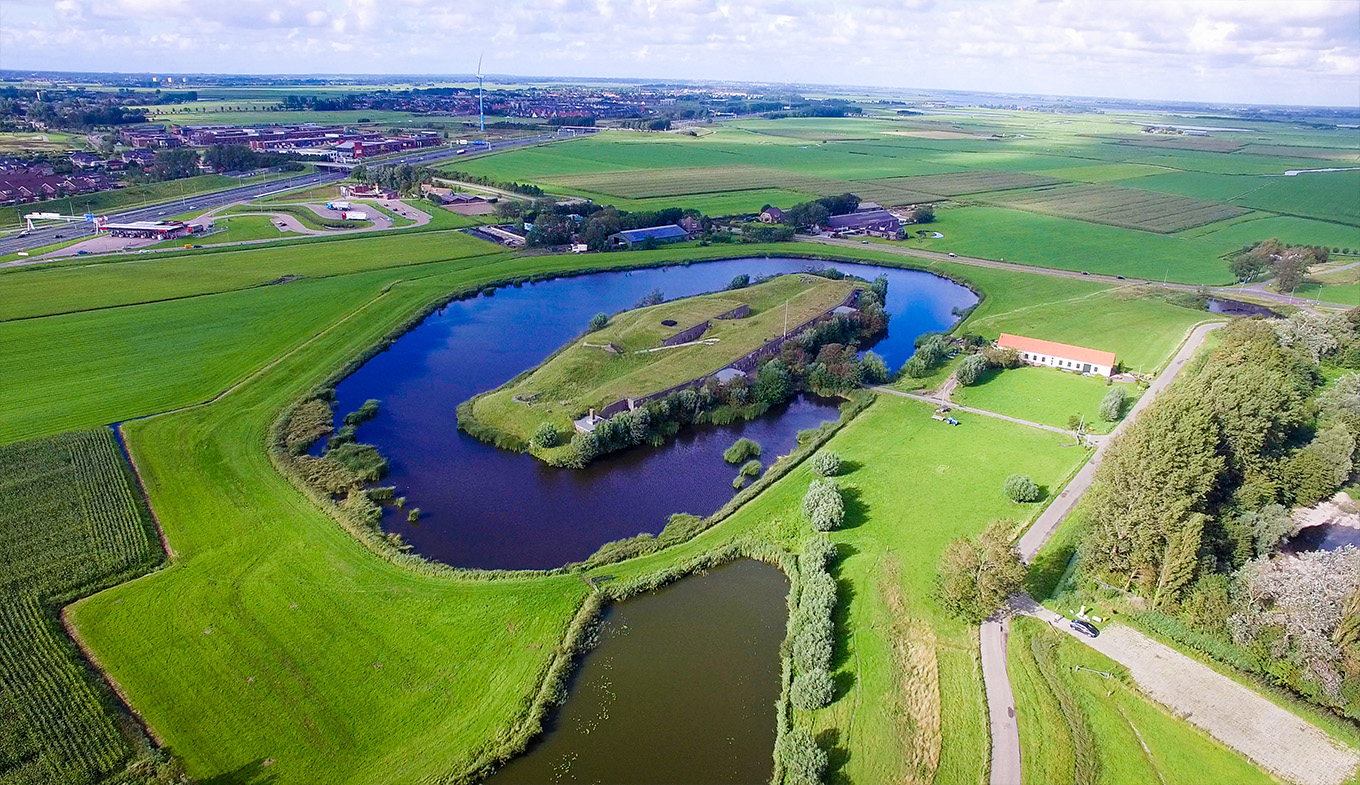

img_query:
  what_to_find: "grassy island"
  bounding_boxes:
[460,273,862,460]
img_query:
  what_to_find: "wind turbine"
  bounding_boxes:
[477,53,485,133]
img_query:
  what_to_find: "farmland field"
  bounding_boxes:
[895,206,1240,283]
[1231,170,1360,225]
[0,429,163,785]
[978,182,1251,233]
[871,170,1059,195]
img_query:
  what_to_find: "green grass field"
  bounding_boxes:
[953,366,1143,434]
[7,104,1351,782]
[897,207,1240,283]
[0,236,1203,782]
[468,274,857,449]
[0,429,164,785]
[1008,617,1273,785]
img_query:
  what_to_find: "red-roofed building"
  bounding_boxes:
[997,333,1116,377]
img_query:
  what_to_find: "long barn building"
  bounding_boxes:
[997,333,1116,377]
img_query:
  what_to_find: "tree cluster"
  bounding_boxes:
[935,519,1028,623]
[202,144,302,174]
[1230,238,1328,289]
[779,193,862,230]
[803,479,845,532]
[349,163,438,196]
[1075,316,1360,712]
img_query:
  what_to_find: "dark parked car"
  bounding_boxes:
[1070,619,1099,638]
[1081,270,1090,275]
[1116,275,1126,280]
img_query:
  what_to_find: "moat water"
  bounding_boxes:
[328,257,976,570]
[485,560,789,784]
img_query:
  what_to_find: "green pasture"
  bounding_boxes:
[1231,170,1360,225]
[1008,618,1273,785]
[952,366,1143,434]
[1042,163,1173,182]
[1181,213,1360,250]
[0,130,83,153]
[0,229,503,321]
[902,206,1239,283]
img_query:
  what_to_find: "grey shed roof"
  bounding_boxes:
[613,224,689,242]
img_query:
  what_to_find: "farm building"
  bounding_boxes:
[607,224,691,249]
[759,206,784,223]
[824,208,901,237]
[997,333,1116,377]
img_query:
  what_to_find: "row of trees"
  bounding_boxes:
[350,163,437,196]
[1076,314,1360,713]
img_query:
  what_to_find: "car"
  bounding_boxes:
[948,252,958,257]
[861,239,869,244]
[1116,275,1126,280]
[54,234,63,238]
[77,250,89,255]
[1081,270,1090,275]
[1070,619,1099,638]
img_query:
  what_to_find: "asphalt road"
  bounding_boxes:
[0,129,585,257]
[981,321,1225,785]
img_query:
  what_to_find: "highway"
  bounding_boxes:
[0,129,587,257]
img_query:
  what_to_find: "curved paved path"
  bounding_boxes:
[981,321,1224,785]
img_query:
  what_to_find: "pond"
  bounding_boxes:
[1282,524,1360,554]
[486,560,790,784]
[328,256,977,570]
[1206,298,1278,318]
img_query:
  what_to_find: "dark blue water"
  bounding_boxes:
[329,257,976,570]
[1284,524,1360,553]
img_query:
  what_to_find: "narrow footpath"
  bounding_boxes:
[870,385,1079,439]
[980,321,1224,785]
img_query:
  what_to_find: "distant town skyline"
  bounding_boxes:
[2,0,1357,108]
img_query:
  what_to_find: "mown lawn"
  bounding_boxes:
[953,366,1143,434]
[1008,617,1274,785]
[152,214,287,247]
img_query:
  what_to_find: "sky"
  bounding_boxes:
[1,0,1358,107]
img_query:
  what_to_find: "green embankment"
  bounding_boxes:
[0,429,164,784]
[1008,617,1275,785]
[0,232,1243,783]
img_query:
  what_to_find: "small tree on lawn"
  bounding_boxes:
[935,519,1027,623]
[803,479,845,531]
[811,451,842,477]
[588,312,609,331]
[1099,387,1127,422]
[1003,474,1041,503]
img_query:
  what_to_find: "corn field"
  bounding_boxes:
[0,429,162,785]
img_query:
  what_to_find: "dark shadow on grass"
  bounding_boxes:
[831,576,858,670]
[818,728,853,785]
[968,365,1006,389]
[839,486,869,531]
[835,458,863,476]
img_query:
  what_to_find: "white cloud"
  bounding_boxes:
[0,0,1355,105]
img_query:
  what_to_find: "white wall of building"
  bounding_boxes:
[1017,351,1112,377]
